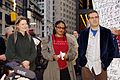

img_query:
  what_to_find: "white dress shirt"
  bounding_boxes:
[85,27,102,75]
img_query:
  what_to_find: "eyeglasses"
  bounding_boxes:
[89,16,99,19]
[56,26,65,30]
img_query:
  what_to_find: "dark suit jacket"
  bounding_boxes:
[77,26,115,70]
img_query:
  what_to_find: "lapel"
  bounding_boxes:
[84,26,107,56]
[84,28,90,50]
[100,26,105,55]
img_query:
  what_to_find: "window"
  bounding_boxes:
[42,26,44,30]
[0,24,2,34]
[63,3,65,6]
[53,12,55,16]
[42,32,44,37]
[42,9,44,13]
[53,1,54,4]
[0,12,2,19]
[53,6,54,10]
[5,14,10,24]
[60,2,62,5]
[5,2,10,9]
[60,7,62,10]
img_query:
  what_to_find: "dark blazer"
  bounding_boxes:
[77,26,115,70]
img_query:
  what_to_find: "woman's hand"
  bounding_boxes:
[22,60,30,69]
[53,54,60,61]
[63,53,68,60]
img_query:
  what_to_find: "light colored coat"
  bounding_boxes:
[41,34,77,80]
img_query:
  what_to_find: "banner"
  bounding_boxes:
[107,58,120,80]
[92,0,120,29]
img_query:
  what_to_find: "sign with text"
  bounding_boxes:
[92,0,120,29]
[107,58,120,80]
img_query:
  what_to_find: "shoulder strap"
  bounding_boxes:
[14,32,17,44]
[35,37,41,42]
[28,34,32,42]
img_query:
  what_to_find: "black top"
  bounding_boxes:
[0,36,6,55]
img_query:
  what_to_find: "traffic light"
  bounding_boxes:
[10,11,17,22]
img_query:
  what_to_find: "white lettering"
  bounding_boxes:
[17,70,26,76]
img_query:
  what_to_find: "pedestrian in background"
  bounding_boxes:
[72,31,79,74]
[5,26,14,39]
[72,30,82,80]
[110,28,120,57]
[4,26,14,44]
[29,29,45,80]
[42,20,77,80]
[77,9,115,80]
[5,16,37,71]
[0,26,14,78]
[73,30,79,39]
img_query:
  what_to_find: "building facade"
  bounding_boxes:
[0,0,78,36]
[37,0,53,37]
[0,0,43,37]
[38,0,77,37]
[0,0,14,35]
[53,0,76,34]
[26,0,43,37]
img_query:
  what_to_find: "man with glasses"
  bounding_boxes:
[77,9,115,80]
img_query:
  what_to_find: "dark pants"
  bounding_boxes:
[0,61,7,78]
[35,68,45,80]
[81,67,107,80]
[74,65,81,75]
[60,67,71,80]
[0,66,4,78]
